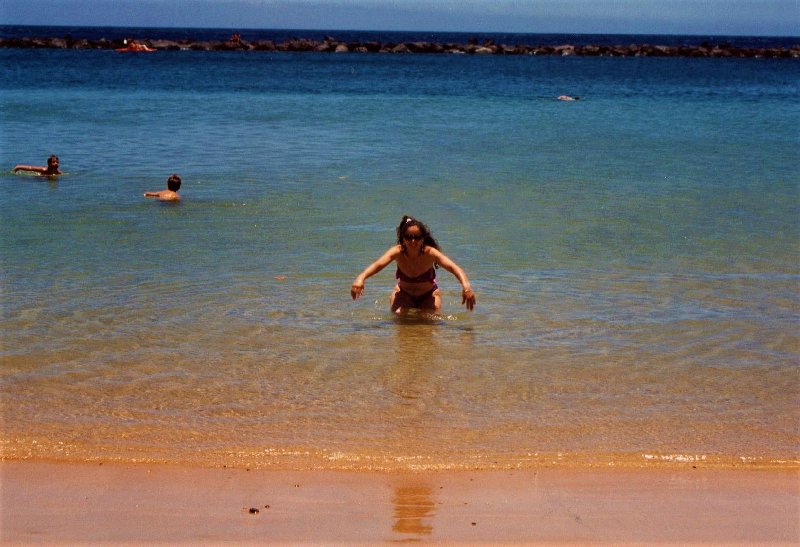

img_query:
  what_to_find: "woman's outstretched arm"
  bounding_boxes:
[428,248,476,310]
[351,246,399,300]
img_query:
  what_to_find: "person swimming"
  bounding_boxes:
[144,174,181,202]
[351,215,476,315]
[13,155,62,176]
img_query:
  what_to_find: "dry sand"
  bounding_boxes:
[1,461,797,544]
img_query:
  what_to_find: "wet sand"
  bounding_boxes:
[1,461,797,544]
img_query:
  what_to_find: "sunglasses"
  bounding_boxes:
[403,233,423,241]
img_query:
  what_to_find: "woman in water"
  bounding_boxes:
[351,215,476,315]
[13,155,61,176]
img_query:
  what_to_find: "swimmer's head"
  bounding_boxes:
[397,215,439,252]
[167,174,181,191]
[47,155,59,167]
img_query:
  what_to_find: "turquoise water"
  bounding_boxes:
[1,46,798,469]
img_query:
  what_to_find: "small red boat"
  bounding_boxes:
[116,41,156,53]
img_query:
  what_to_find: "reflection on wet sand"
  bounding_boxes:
[385,321,437,404]
[391,485,435,538]
[388,322,438,539]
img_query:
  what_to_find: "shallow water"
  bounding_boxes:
[1,40,798,469]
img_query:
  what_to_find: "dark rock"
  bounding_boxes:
[406,41,431,53]
[252,40,276,51]
[284,39,318,52]
[361,41,382,53]
[72,39,93,50]
[554,45,575,56]
[150,39,181,51]
[0,34,796,59]
[580,45,601,56]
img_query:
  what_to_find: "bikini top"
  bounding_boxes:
[396,267,436,284]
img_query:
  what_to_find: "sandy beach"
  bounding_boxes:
[1,461,797,544]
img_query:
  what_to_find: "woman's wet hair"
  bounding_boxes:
[167,174,181,191]
[396,215,440,254]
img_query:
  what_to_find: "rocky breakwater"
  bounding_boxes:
[2,35,798,58]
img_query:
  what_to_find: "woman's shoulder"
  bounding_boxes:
[382,244,403,259]
[422,245,443,258]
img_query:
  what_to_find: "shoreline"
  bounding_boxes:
[4,437,798,470]
[2,460,797,544]
[2,35,799,57]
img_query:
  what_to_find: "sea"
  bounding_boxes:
[1,26,798,471]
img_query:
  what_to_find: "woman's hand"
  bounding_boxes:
[462,287,476,310]
[351,281,365,300]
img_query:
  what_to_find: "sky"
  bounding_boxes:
[1,0,798,36]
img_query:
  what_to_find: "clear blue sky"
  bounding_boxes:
[2,0,798,36]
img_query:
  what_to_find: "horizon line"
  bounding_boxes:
[1,23,798,40]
